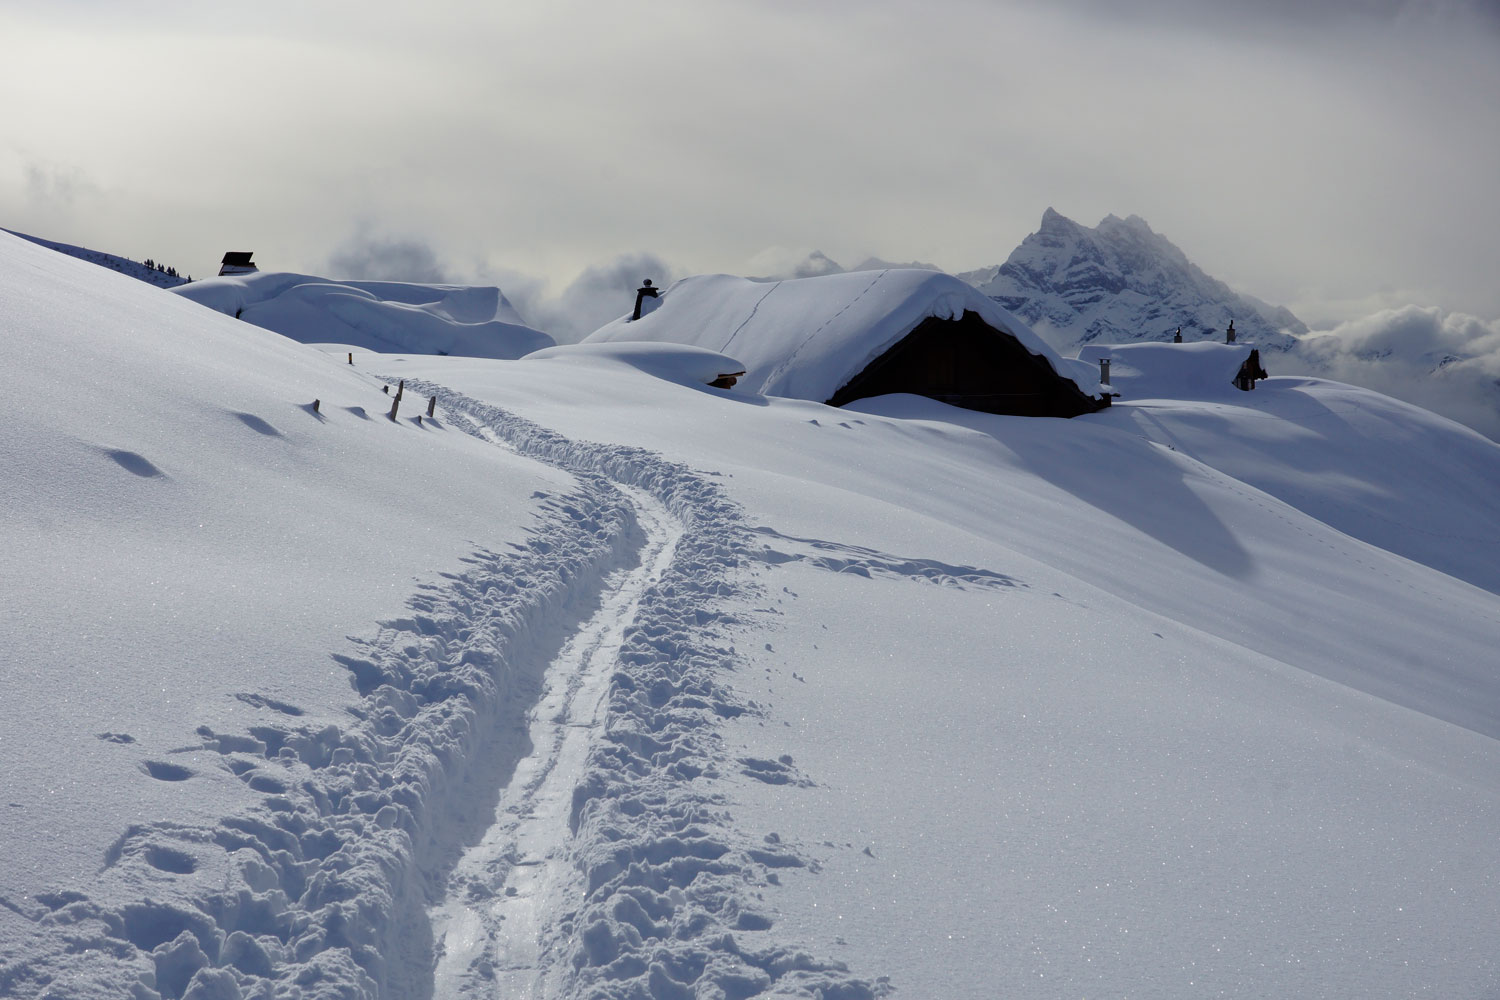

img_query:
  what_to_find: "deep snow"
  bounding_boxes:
[171,271,553,360]
[4,229,1500,1000]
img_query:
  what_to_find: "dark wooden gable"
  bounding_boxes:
[825,310,1106,417]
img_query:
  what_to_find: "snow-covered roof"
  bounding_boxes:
[1078,342,1259,401]
[522,342,746,387]
[173,271,554,359]
[585,269,1100,401]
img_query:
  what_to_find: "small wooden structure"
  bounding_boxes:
[826,311,1107,417]
[218,252,258,277]
[1233,348,1268,391]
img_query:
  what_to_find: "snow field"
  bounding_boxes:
[1,234,627,998]
[389,349,1500,998]
[8,229,1500,1000]
[1,467,647,998]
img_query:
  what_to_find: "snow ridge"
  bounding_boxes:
[2,229,193,288]
[410,381,891,1000]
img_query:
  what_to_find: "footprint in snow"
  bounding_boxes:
[234,692,305,716]
[141,761,194,782]
[103,449,164,478]
[230,412,281,437]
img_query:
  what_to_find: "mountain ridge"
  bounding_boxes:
[956,208,1307,353]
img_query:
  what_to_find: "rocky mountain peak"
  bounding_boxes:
[968,210,1306,353]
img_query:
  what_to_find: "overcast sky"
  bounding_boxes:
[3,0,1497,325]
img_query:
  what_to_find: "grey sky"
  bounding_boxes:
[2,0,1497,324]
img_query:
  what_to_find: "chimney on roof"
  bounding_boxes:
[632,278,659,321]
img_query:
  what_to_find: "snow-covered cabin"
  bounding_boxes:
[218,251,258,277]
[1077,342,1271,399]
[585,270,1108,417]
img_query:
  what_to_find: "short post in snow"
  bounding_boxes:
[348,352,353,365]
[1099,357,1112,386]
[427,395,437,418]
[312,398,320,413]
[388,395,400,421]
[1225,319,1236,344]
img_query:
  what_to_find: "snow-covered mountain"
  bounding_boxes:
[5,229,1500,1000]
[3,228,192,288]
[959,209,1308,352]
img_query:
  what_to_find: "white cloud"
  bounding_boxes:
[325,233,450,285]
[504,253,684,344]
[1295,306,1500,439]
[1,0,1497,322]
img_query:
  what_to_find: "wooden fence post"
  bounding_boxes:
[427,395,437,418]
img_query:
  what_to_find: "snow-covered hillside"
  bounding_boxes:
[960,209,1308,352]
[4,229,192,288]
[4,229,1500,1000]
[173,271,553,360]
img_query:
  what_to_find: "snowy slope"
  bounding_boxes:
[961,209,1307,352]
[172,271,554,359]
[1079,341,1500,595]
[4,228,192,288]
[585,268,1100,402]
[4,230,1500,1000]
[0,231,589,998]
[385,345,1500,999]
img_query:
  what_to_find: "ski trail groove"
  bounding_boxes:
[410,382,891,1000]
[430,485,682,999]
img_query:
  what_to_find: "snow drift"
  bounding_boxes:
[172,271,554,359]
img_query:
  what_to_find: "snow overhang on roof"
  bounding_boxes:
[585,269,1101,402]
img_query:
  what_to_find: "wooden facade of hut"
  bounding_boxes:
[826,310,1105,417]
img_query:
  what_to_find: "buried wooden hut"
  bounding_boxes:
[583,269,1108,417]
[218,251,258,277]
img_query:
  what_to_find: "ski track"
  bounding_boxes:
[428,483,682,999]
[3,382,890,1000]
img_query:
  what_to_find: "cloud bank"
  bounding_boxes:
[3,0,1497,323]
[1294,307,1500,440]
